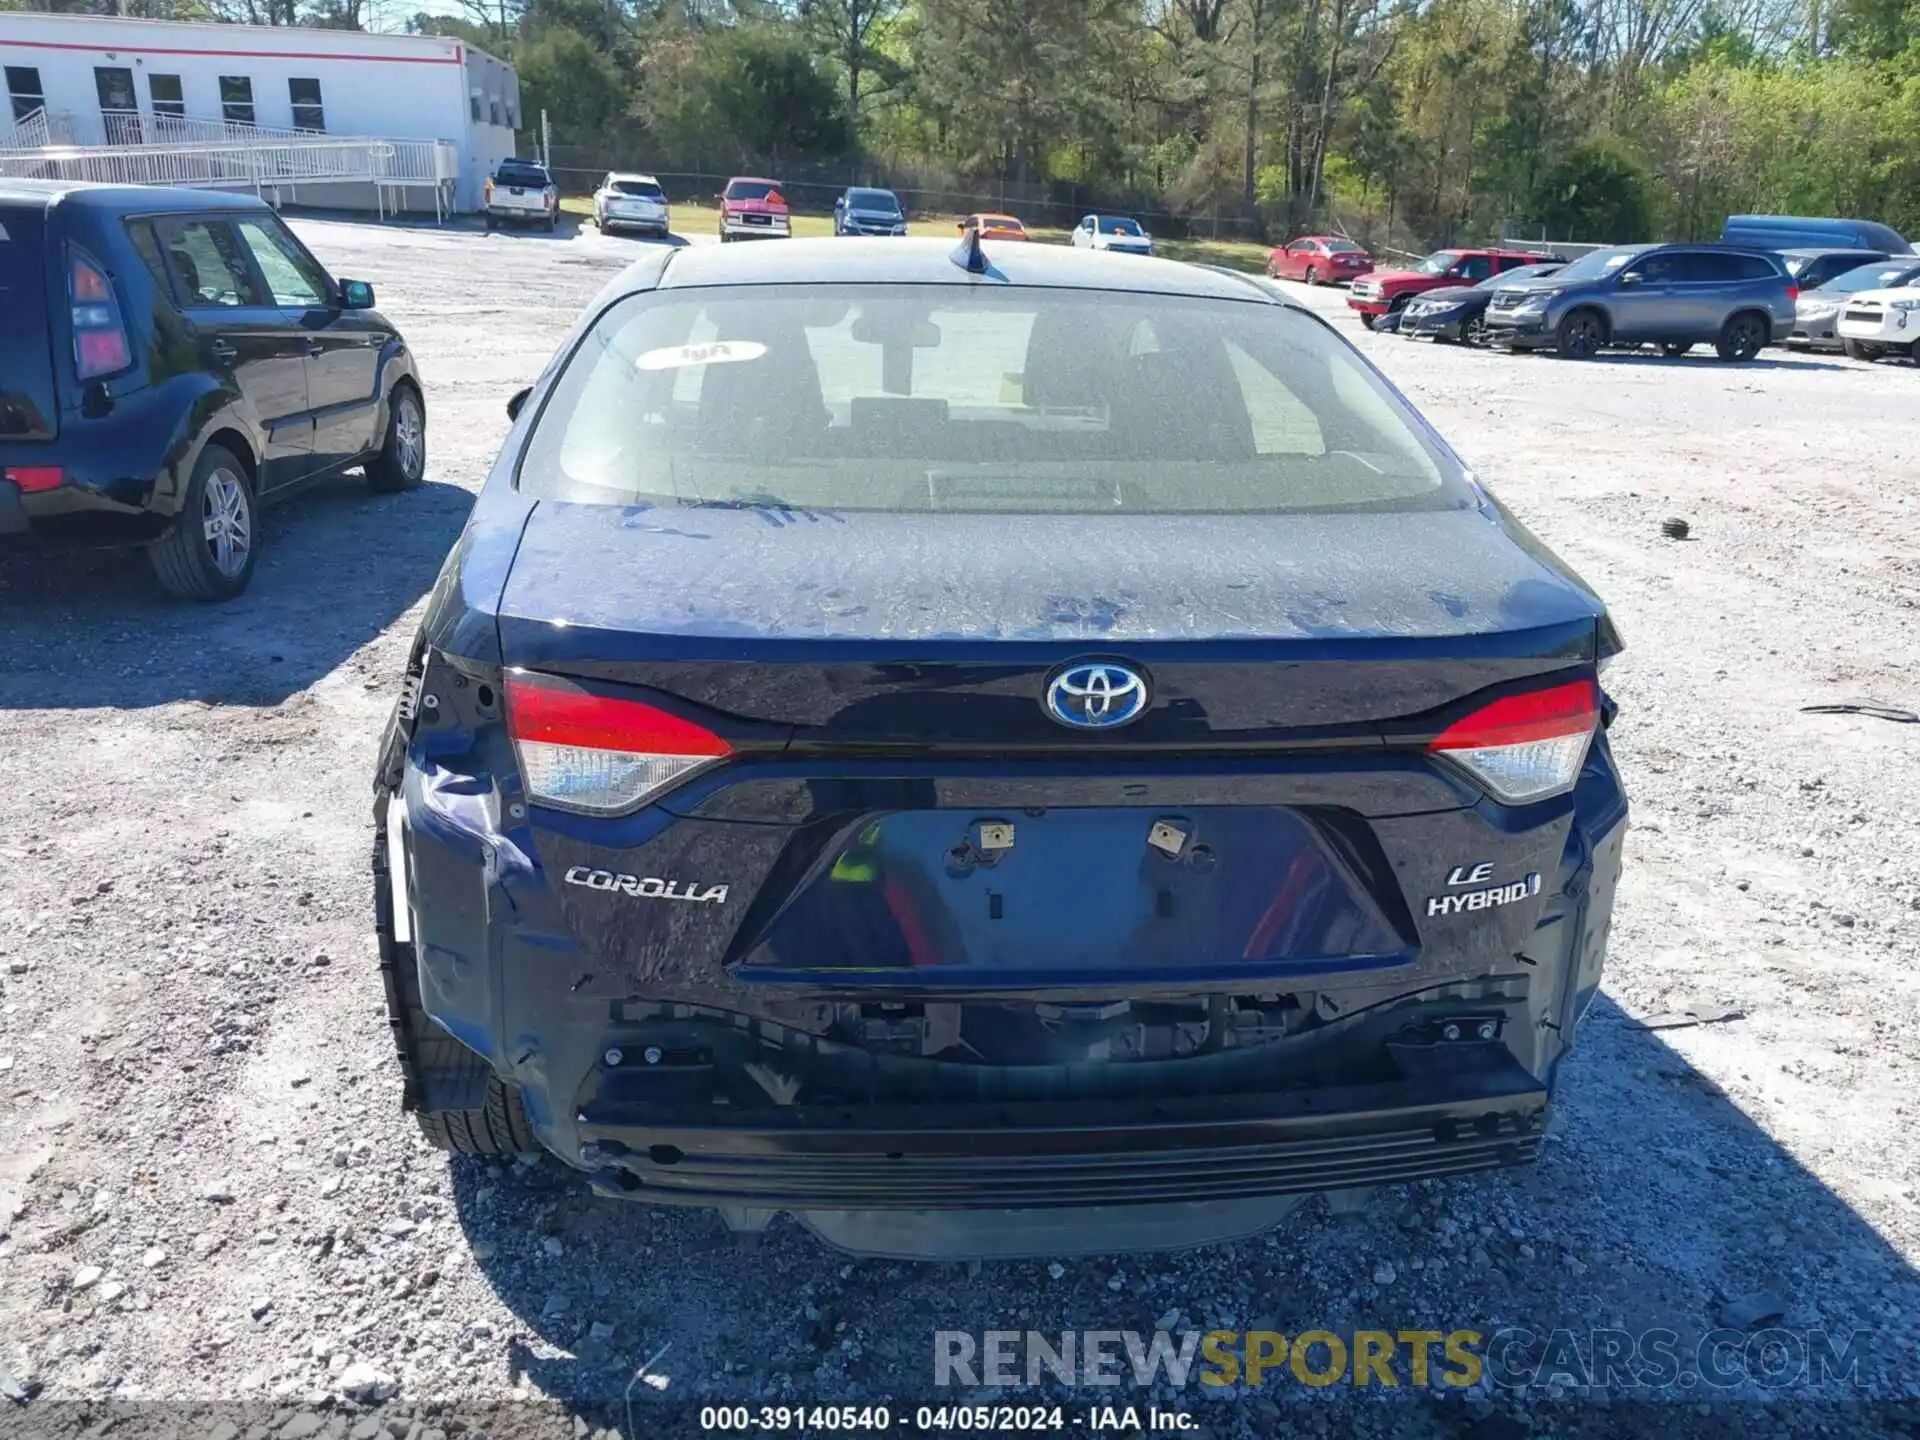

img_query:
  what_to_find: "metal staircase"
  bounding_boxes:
[0,108,459,221]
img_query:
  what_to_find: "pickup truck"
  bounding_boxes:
[717,177,791,241]
[485,159,559,232]
[1347,248,1559,330]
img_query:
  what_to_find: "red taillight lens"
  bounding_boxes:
[69,247,132,382]
[1786,286,1799,303]
[3,466,64,494]
[504,671,731,816]
[1429,678,1599,803]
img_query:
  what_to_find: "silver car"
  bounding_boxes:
[1788,259,1920,352]
[592,172,671,238]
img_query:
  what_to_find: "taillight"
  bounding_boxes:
[3,466,63,494]
[1429,678,1599,804]
[504,671,731,816]
[69,246,131,380]
[1786,286,1799,303]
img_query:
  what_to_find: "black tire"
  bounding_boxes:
[1304,265,1318,286]
[1661,342,1693,357]
[1715,312,1767,362]
[147,443,257,601]
[484,214,495,232]
[415,1076,538,1157]
[1555,309,1604,359]
[366,383,426,493]
[1464,314,1489,346]
[1359,313,1377,331]
[1843,338,1882,362]
[372,815,539,1158]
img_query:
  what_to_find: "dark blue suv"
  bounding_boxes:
[1483,243,1795,361]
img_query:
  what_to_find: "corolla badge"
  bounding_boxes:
[1045,661,1150,730]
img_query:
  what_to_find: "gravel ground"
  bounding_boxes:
[2,216,1918,1440]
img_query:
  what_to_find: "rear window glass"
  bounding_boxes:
[848,189,900,211]
[496,163,549,185]
[1324,239,1364,253]
[517,285,1463,515]
[611,179,665,199]
[1099,218,1145,235]
[725,181,781,201]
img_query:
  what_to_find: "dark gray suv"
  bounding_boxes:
[1484,243,1795,361]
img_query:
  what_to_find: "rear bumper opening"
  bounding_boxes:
[577,1039,1547,1213]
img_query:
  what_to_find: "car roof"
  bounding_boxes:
[978,213,1024,224]
[648,236,1296,304]
[0,177,271,215]
[728,176,781,185]
[1777,245,1881,257]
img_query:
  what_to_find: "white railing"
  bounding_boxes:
[0,122,459,221]
[0,107,77,150]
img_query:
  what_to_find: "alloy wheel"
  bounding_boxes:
[202,469,251,578]
[393,392,425,481]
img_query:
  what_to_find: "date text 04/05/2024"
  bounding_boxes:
[695,1404,1198,1431]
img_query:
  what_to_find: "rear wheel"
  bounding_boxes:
[1304,265,1318,286]
[1715,312,1767,362]
[1555,309,1604,360]
[148,443,256,601]
[366,384,426,493]
[373,815,539,1158]
[1660,342,1693,357]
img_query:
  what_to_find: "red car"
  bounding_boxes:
[717,177,791,242]
[1268,235,1374,286]
[1346,248,1558,329]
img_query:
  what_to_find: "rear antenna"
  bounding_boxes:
[951,225,987,275]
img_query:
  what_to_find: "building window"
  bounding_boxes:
[469,90,482,122]
[489,97,501,126]
[95,66,141,145]
[288,77,324,133]
[219,76,255,128]
[149,74,185,119]
[5,65,46,125]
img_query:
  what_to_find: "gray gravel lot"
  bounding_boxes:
[2,215,1918,1439]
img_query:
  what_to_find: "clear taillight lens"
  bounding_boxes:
[1429,678,1600,804]
[504,672,731,816]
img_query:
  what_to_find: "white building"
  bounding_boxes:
[0,11,521,213]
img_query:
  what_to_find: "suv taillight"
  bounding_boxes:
[1429,678,1600,803]
[1786,286,1799,303]
[70,246,131,381]
[505,671,731,816]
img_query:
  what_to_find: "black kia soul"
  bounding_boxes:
[0,179,425,600]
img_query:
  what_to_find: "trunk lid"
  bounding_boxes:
[0,201,58,442]
[497,502,1603,743]
[491,503,1601,1004]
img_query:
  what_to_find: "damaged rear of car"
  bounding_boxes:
[373,238,1628,1260]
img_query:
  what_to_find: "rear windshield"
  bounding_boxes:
[725,180,781,201]
[848,189,900,212]
[496,163,550,186]
[611,179,665,199]
[1324,238,1364,253]
[517,285,1464,515]
[1099,218,1145,236]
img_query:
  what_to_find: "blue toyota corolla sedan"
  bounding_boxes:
[373,235,1628,1259]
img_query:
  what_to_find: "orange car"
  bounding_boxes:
[958,212,1030,242]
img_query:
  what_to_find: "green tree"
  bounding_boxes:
[517,27,627,139]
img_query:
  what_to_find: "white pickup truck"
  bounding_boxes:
[484,159,559,232]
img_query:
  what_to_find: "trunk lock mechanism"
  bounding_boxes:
[949,819,1015,876]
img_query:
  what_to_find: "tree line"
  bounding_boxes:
[12,0,1920,245]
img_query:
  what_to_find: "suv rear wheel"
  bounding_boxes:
[1554,310,1605,360]
[1715,312,1767,362]
[148,443,256,601]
